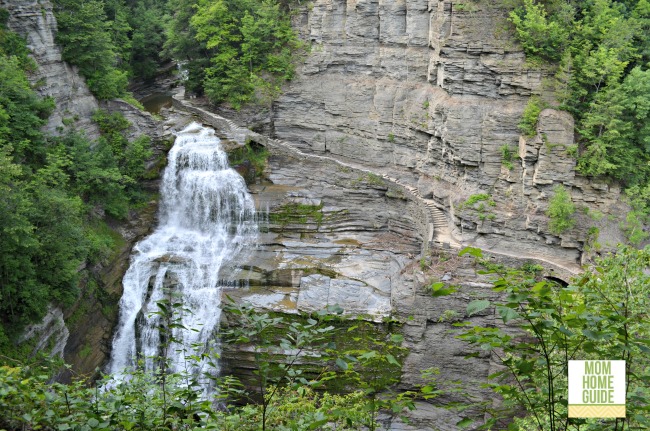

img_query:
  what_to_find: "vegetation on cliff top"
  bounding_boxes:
[167,0,303,108]
[52,0,171,99]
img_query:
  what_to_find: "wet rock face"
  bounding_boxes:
[275,0,627,267]
[0,0,100,137]
[227,149,421,321]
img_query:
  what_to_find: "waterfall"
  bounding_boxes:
[108,122,258,384]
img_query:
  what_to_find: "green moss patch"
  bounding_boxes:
[270,202,324,227]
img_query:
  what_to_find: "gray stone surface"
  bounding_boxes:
[1,0,100,137]
[20,306,69,358]
[273,0,629,271]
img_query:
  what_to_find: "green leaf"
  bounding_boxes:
[429,282,457,297]
[459,246,483,258]
[638,344,650,354]
[385,353,400,366]
[467,300,490,316]
[496,305,521,323]
[582,329,609,340]
[359,350,378,360]
[531,281,547,292]
[335,357,348,370]
[456,417,473,428]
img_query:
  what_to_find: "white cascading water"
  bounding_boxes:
[108,122,257,384]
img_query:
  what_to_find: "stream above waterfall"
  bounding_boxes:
[108,122,258,382]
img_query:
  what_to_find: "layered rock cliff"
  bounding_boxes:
[172,97,573,430]
[0,0,100,136]
[273,0,628,268]
[183,1,632,428]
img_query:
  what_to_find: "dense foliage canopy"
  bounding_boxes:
[51,0,301,107]
[167,0,302,108]
[52,0,170,98]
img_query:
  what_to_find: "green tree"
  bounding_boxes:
[49,131,130,219]
[164,0,212,95]
[222,301,343,431]
[508,0,571,62]
[189,0,301,108]
[546,184,575,234]
[333,322,414,431]
[519,96,546,137]
[0,56,53,166]
[128,1,169,81]
[0,146,39,337]
[104,0,132,69]
[620,183,650,244]
[0,8,34,70]
[577,67,650,184]
[53,0,128,99]
[93,111,153,172]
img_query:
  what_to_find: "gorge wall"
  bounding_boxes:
[274,0,629,267]
[174,91,587,430]
[205,1,635,428]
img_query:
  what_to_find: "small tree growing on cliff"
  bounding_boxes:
[546,184,575,234]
